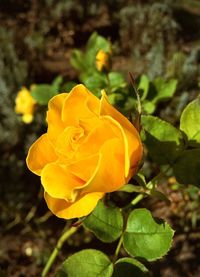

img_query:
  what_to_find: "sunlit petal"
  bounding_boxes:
[41,162,85,201]
[100,91,142,176]
[47,93,68,143]
[26,134,57,176]
[44,191,104,219]
[62,84,99,125]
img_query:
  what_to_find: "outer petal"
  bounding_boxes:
[62,85,100,125]
[26,134,57,176]
[44,191,104,219]
[100,91,136,131]
[41,162,85,201]
[83,137,126,194]
[100,92,142,177]
[124,128,143,179]
[47,93,68,143]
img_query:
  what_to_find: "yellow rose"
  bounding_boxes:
[15,86,36,124]
[26,85,142,219]
[96,49,110,72]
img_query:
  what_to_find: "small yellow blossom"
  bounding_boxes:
[15,86,36,124]
[96,49,110,72]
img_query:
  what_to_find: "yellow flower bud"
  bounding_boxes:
[96,49,110,72]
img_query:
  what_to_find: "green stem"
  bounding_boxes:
[129,72,142,131]
[131,193,144,205]
[114,234,124,262]
[106,72,111,95]
[131,165,171,206]
[129,72,142,115]
[42,226,79,277]
[147,165,171,189]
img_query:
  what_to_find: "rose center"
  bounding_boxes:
[56,126,85,160]
[70,128,84,145]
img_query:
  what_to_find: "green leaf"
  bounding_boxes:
[123,208,174,261]
[85,32,110,67]
[142,100,156,114]
[52,75,63,90]
[82,72,107,97]
[61,81,77,92]
[149,190,171,204]
[56,249,113,277]
[173,149,200,186]
[151,78,177,103]
[119,184,142,193]
[83,201,123,242]
[180,97,200,147]
[70,49,86,71]
[86,32,110,53]
[108,72,126,92]
[108,93,124,105]
[142,115,185,164]
[138,74,150,100]
[133,173,147,187]
[113,257,149,277]
[31,84,59,105]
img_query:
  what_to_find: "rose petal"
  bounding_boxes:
[78,115,133,182]
[83,137,126,194]
[100,91,134,131]
[41,162,85,201]
[47,93,68,143]
[26,134,57,176]
[55,126,84,158]
[123,127,143,179]
[100,92,142,177]
[77,116,122,159]
[78,116,101,135]
[62,84,99,125]
[44,191,104,219]
[68,154,100,183]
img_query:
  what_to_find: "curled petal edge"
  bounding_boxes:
[44,191,104,219]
